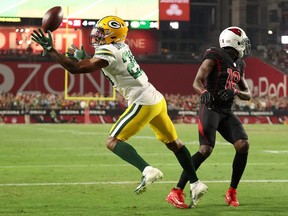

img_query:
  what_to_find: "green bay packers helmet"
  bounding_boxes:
[90,15,128,46]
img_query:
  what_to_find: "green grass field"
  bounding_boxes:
[0,124,287,216]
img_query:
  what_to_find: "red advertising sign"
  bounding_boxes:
[0,27,82,54]
[81,28,158,57]
[159,0,190,21]
[126,30,158,56]
[244,58,287,97]
[1,58,287,97]
[0,61,112,95]
[0,27,158,58]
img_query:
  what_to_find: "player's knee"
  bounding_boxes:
[234,139,249,153]
[199,145,213,158]
[166,139,184,153]
[106,136,118,151]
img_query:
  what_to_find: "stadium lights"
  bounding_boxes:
[169,22,179,29]
[281,35,288,44]
[15,28,30,33]
[268,30,273,34]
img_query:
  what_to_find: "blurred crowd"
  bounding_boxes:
[0,92,287,112]
[256,44,288,74]
[1,43,288,70]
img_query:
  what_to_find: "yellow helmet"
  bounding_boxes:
[90,15,128,46]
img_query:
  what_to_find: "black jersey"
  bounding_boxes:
[202,47,246,112]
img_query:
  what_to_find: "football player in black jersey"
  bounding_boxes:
[166,26,251,208]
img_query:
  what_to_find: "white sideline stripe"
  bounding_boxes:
[0,180,287,187]
[0,162,285,169]
[263,150,288,154]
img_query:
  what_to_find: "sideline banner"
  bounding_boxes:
[0,109,287,124]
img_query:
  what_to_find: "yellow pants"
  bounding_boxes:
[109,98,178,144]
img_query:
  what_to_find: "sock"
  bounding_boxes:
[112,141,149,172]
[177,151,206,189]
[230,152,248,189]
[174,146,198,183]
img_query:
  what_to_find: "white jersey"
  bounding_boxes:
[93,43,163,106]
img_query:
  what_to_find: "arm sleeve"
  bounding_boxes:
[93,46,116,66]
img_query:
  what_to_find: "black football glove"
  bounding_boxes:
[218,89,238,101]
[200,90,214,104]
[31,28,53,56]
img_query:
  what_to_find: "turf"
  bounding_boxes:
[0,124,287,216]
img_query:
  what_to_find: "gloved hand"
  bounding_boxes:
[66,44,90,61]
[200,90,214,104]
[218,89,238,101]
[31,28,53,56]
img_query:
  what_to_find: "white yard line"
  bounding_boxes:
[0,162,286,169]
[0,180,287,187]
[263,150,288,154]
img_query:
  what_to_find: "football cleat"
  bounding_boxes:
[190,181,208,208]
[134,166,163,195]
[225,187,240,207]
[166,188,189,209]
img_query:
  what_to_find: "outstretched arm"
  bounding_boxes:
[48,48,108,74]
[31,29,108,74]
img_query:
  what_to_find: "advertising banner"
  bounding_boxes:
[0,27,158,58]
[0,58,287,96]
[159,0,190,21]
[0,109,286,124]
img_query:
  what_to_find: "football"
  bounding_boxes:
[42,6,63,33]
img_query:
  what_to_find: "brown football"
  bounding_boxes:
[42,6,63,33]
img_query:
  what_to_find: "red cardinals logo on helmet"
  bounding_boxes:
[228,28,242,36]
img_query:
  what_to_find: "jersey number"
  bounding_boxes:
[122,50,143,79]
[225,68,240,89]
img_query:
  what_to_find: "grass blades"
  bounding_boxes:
[0,124,287,216]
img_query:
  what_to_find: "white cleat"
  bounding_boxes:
[190,180,208,208]
[134,166,163,195]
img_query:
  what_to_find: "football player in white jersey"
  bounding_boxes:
[31,15,207,205]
